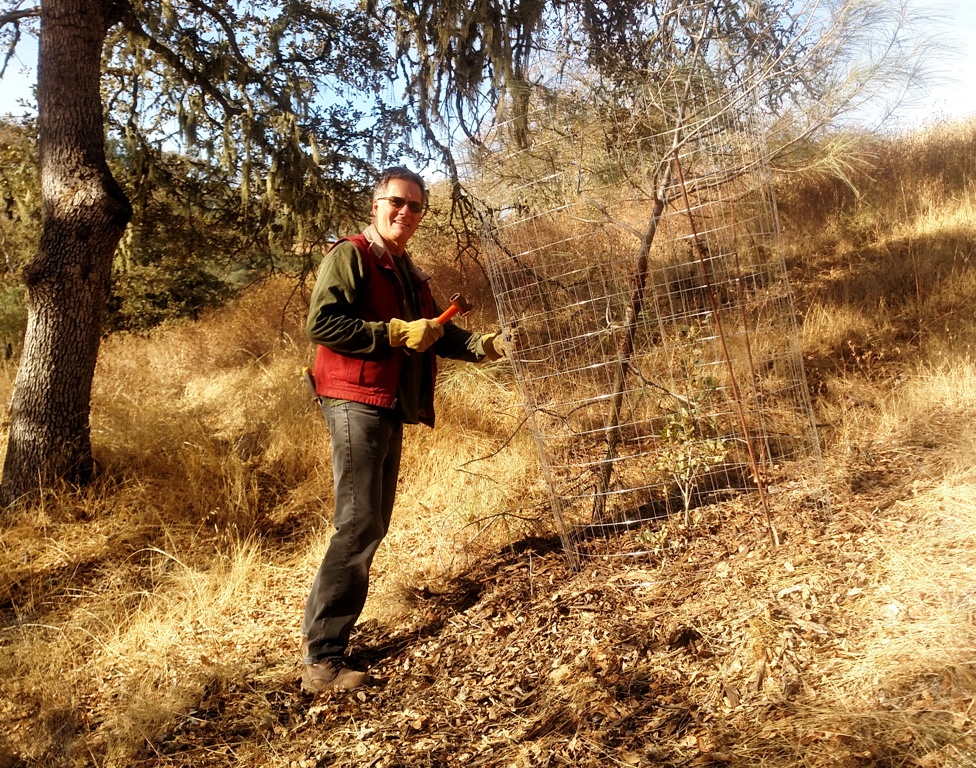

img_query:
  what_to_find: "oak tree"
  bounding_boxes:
[0,0,409,504]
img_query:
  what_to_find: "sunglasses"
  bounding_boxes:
[376,196,425,214]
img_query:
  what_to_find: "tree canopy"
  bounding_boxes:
[2,1,936,243]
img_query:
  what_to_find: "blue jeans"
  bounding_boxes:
[302,399,403,663]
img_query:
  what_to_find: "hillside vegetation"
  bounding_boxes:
[1,118,976,768]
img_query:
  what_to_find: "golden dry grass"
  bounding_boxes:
[1,118,975,767]
[0,272,541,766]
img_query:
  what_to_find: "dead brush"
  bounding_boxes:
[741,474,976,767]
[3,119,976,766]
[0,277,331,765]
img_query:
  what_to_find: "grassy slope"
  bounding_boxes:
[1,119,976,767]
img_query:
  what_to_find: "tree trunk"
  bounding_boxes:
[1,0,131,505]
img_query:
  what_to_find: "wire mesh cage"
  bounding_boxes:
[465,56,828,564]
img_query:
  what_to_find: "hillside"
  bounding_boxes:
[1,119,976,767]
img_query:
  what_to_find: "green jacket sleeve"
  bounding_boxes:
[306,241,390,356]
[434,319,494,362]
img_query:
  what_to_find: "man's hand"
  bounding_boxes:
[483,326,521,360]
[388,318,444,352]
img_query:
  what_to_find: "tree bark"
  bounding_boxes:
[1,0,132,505]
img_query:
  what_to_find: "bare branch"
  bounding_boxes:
[0,8,38,27]
[455,415,529,470]
[1,6,38,79]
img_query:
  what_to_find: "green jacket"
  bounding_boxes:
[307,225,494,425]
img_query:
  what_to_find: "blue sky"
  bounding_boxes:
[1,2,974,126]
[889,0,976,127]
[0,31,35,118]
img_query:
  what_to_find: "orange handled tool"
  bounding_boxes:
[435,293,473,324]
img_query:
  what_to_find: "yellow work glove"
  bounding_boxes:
[388,317,444,353]
[482,327,521,360]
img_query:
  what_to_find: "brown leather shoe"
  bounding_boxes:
[301,657,368,692]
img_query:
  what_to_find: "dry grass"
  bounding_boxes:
[1,118,976,767]
[0,272,539,766]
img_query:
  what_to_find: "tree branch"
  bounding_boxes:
[184,0,246,65]
[1,8,37,80]
[0,8,39,27]
[117,11,239,117]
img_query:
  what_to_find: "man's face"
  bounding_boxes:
[372,178,424,254]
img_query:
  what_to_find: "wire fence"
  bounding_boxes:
[467,68,827,565]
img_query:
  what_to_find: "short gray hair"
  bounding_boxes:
[373,167,427,202]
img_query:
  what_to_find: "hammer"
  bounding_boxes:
[435,293,473,324]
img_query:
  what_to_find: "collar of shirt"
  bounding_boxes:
[363,224,432,283]
[363,223,397,259]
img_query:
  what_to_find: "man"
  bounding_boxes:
[301,167,513,692]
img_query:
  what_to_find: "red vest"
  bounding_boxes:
[312,234,439,426]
